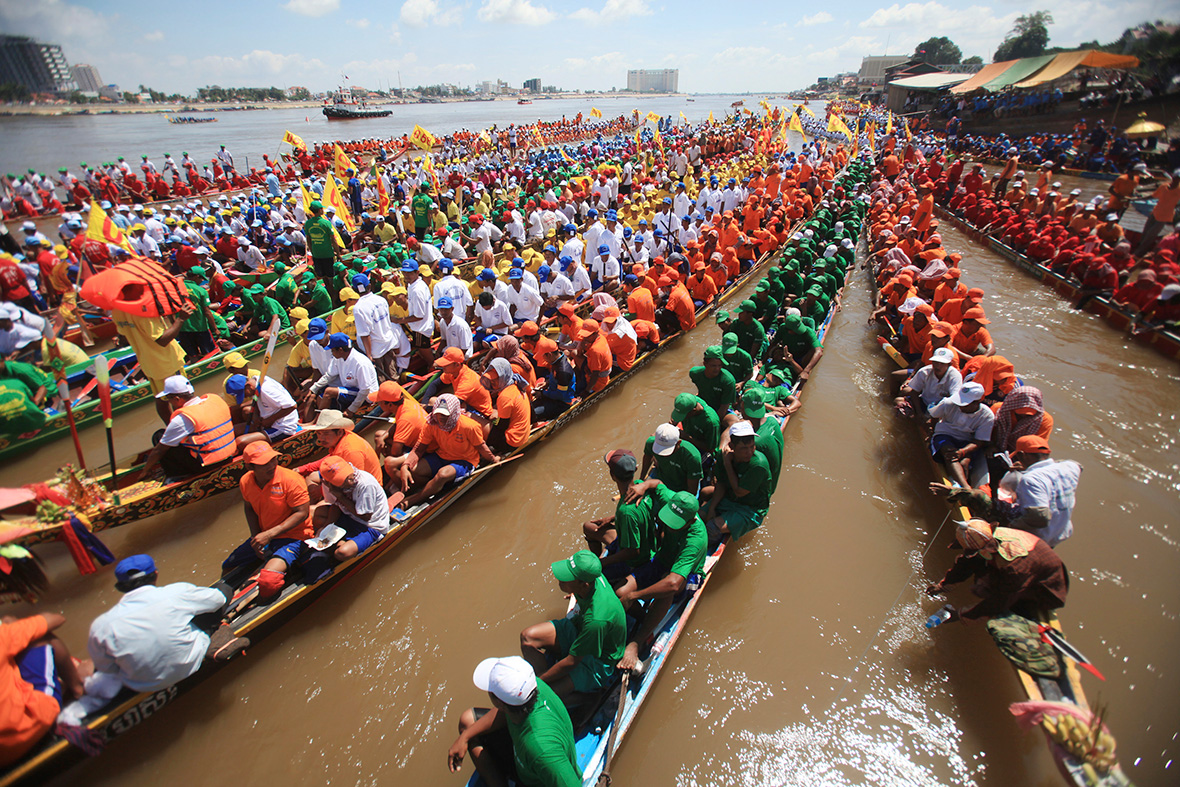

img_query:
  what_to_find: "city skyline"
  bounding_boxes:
[0,0,1172,95]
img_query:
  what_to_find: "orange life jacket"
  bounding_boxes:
[177,395,236,466]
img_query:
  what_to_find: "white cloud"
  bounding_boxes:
[570,0,652,25]
[799,12,833,26]
[400,0,462,27]
[189,50,327,80]
[563,51,627,70]
[282,0,340,17]
[478,0,556,25]
[143,30,164,42]
[346,17,370,28]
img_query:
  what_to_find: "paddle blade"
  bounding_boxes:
[93,357,113,421]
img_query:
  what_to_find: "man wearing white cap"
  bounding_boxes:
[928,381,993,488]
[141,374,237,479]
[897,346,963,415]
[640,422,702,494]
[447,656,581,787]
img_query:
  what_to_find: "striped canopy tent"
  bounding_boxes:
[1014,50,1140,88]
[981,54,1057,91]
[950,60,1019,94]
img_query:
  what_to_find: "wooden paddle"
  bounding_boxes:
[248,316,283,414]
[596,671,630,787]
[93,357,121,504]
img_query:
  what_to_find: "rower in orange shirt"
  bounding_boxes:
[705,252,729,293]
[576,318,613,393]
[433,346,494,419]
[600,308,637,371]
[660,275,697,333]
[686,261,718,306]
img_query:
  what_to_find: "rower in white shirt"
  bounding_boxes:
[676,215,698,248]
[538,264,574,310]
[508,257,539,291]
[672,183,692,218]
[562,256,592,300]
[589,245,621,291]
[432,259,474,315]
[558,224,584,263]
[436,296,474,358]
[503,269,544,322]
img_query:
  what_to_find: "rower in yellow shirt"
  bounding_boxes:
[332,288,359,339]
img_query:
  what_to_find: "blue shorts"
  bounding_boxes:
[19,644,63,706]
[221,536,301,571]
[338,512,381,554]
[423,452,474,481]
[334,388,357,408]
[601,539,637,581]
[265,423,301,440]
[931,433,971,457]
[630,558,671,591]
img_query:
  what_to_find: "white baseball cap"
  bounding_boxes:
[930,347,955,364]
[472,656,537,706]
[651,423,681,456]
[155,375,195,399]
[948,381,984,406]
[730,420,756,438]
[898,296,926,315]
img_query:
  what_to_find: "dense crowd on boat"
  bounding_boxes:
[0,111,870,779]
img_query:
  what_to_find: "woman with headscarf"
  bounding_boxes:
[394,393,498,507]
[924,518,1069,622]
[490,335,536,388]
[482,357,532,452]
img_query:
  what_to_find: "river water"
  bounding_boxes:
[2,115,1176,785]
[0,94,767,179]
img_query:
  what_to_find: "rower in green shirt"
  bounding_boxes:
[735,389,784,494]
[721,333,754,386]
[520,550,627,700]
[730,300,766,357]
[302,200,340,281]
[669,392,719,454]
[688,345,737,421]
[449,657,581,787]
[0,359,51,407]
[412,190,433,239]
[271,261,299,309]
[773,313,823,386]
[705,420,773,540]
[642,423,703,494]
[299,273,333,316]
[583,449,656,579]
[242,284,290,335]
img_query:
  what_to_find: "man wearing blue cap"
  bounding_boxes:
[392,259,434,368]
[307,332,379,418]
[437,295,474,358]
[351,272,405,382]
[224,372,299,438]
[59,554,246,724]
[653,197,676,238]
[432,258,473,318]
[589,244,620,292]
[558,223,583,266]
[503,267,544,324]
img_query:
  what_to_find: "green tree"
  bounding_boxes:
[0,82,33,102]
[994,11,1053,61]
[963,55,984,65]
[913,36,963,65]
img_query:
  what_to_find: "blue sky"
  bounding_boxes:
[0,0,1171,94]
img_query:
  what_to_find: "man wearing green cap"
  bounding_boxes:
[689,346,736,421]
[242,284,290,338]
[772,314,823,385]
[300,272,333,316]
[704,421,772,541]
[720,332,753,386]
[613,486,707,671]
[178,266,217,361]
[721,389,785,494]
[747,366,800,419]
[730,300,766,357]
[303,200,341,282]
[715,308,734,336]
[271,260,299,309]
[669,392,719,454]
[519,550,626,700]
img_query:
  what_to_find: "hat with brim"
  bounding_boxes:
[658,490,699,531]
[551,550,603,583]
[304,409,354,431]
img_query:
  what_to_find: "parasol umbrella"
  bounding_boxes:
[1124,112,1166,137]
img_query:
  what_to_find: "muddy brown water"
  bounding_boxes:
[9,228,1178,787]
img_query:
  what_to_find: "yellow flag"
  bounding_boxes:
[653,126,664,154]
[645,111,661,124]
[799,104,815,118]
[708,110,715,124]
[867,121,877,153]
[590,107,602,119]
[302,184,345,245]
[886,112,893,135]
[421,154,440,193]
[902,116,912,141]
[321,175,357,234]
[759,99,771,115]
[788,112,808,143]
[530,126,546,148]
[410,124,437,151]
[86,200,132,253]
[827,113,853,141]
[283,130,306,152]
[333,144,357,181]
[376,175,390,216]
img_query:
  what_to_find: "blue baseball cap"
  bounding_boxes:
[477,268,497,281]
[663,197,672,204]
[224,373,249,404]
[508,268,523,280]
[598,244,610,254]
[439,258,454,271]
[437,295,454,309]
[511,256,525,268]
[606,210,618,221]
[544,244,557,253]
[587,208,598,217]
[306,318,328,341]
[563,223,577,233]
[624,273,638,285]
[638,218,648,225]
[633,234,645,243]
[115,554,157,583]
[654,228,664,237]
[537,264,551,278]
[328,332,351,350]
[401,260,418,273]
[350,273,370,289]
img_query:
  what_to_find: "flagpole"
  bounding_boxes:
[41,322,86,470]
[93,357,120,504]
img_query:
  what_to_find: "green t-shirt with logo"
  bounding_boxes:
[642,437,702,494]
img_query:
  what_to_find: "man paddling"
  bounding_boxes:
[447,656,581,787]
[583,449,657,580]
[519,550,626,702]
[390,394,499,507]
[141,374,237,479]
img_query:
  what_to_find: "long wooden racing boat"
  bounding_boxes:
[870,271,1132,787]
[0,212,794,787]
[567,302,839,787]
[933,204,1180,360]
[961,155,1119,183]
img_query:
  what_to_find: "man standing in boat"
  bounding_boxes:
[303,200,342,283]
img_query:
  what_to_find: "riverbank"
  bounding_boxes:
[0,91,696,118]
